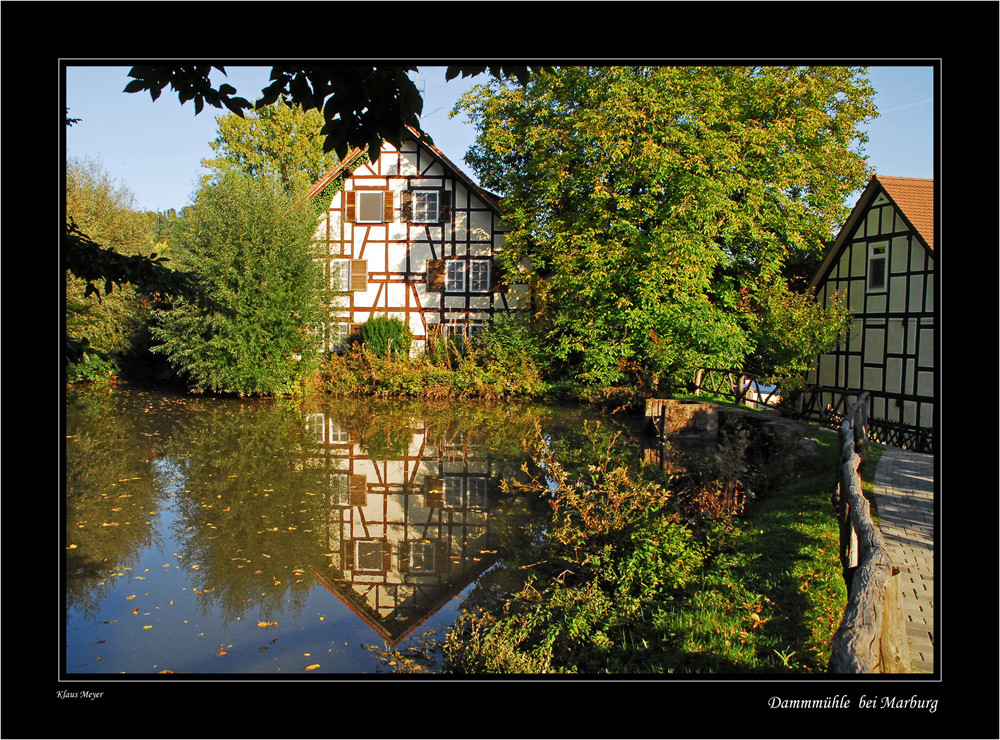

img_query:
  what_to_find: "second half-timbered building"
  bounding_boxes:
[800,175,936,452]
[307,126,528,354]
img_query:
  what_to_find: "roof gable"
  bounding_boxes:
[306,125,501,213]
[810,174,934,289]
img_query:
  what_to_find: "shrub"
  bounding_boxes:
[151,171,322,396]
[356,316,413,359]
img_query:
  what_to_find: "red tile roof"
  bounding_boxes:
[875,175,934,250]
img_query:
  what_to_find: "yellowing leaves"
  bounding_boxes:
[305,664,320,671]
[258,621,279,628]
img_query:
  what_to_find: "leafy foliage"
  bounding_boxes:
[64,157,195,371]
[442,420,849,674]
[457,66,876,390]
[356,316,414,359]
[124,64,549,161]
[201,98,344,204]
[151,170,322,396]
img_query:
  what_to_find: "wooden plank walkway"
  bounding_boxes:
[872,446,935,673]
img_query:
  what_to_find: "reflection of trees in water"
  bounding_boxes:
[65,387,646,636]
[155,398,329,627]
[65,389,164,623]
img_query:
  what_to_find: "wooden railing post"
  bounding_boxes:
[828,391,908,673]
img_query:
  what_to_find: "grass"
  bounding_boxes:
[428,419,882,675]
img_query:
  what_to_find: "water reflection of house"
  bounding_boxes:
[303,412,505,646]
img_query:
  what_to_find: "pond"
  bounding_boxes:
[63,385,651,675]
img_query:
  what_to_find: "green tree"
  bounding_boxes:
[151,170,323,396]
[65,156,163,378]
[201,98,342,202]
[457,66,873,390]
[66,65,546,363]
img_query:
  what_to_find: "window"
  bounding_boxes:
[867,242,888,292]
[328,420,350,444]
[470,260,491,292]
[412,191,439,223]
[467,477,488,509]
[329,472,350,506]
[354,540,384,572]
[329,322,350,351]
[446,261,465,292]
[443,476,463,508]
[409,541,436,572]
[331,259,368,293]
[443,324,466,344]
[305,413,325,444]
[468,322,486,342]
[356,191,384,223]
[331,259,350,292]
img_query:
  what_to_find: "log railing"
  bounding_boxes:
[690,368,780,410]
[828,391,910,673]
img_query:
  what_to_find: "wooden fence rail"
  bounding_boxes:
[691,368,780,410]
[828,391,910,673]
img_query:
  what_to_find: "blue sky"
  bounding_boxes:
[64,64,935,216]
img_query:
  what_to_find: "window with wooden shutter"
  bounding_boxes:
[382,190,395,222]
[425,259,445,292]
[349,474,367,506]
[438,189,451,223]
[345,191,356,222]
[350,259,368,292]
[381,540,393,573]
[423,476,443,507]
[400,191,413,222]
[412,191,439,223]
[347,190,393,223]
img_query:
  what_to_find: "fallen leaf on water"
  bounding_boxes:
[306,664,320,671]
[132,608,139,614]
[143,625,153,630]
[258,621,279,628]
[126,595,136,600]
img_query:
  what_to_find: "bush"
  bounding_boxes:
[151,171,322,396]
[66,351,119,383]
[356,316,413,359]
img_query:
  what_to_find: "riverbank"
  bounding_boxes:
[375,415,864,675]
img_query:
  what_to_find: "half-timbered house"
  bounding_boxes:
[800,175,935,452]
[307,126,527,354]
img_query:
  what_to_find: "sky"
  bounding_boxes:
[63,63,936,216]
